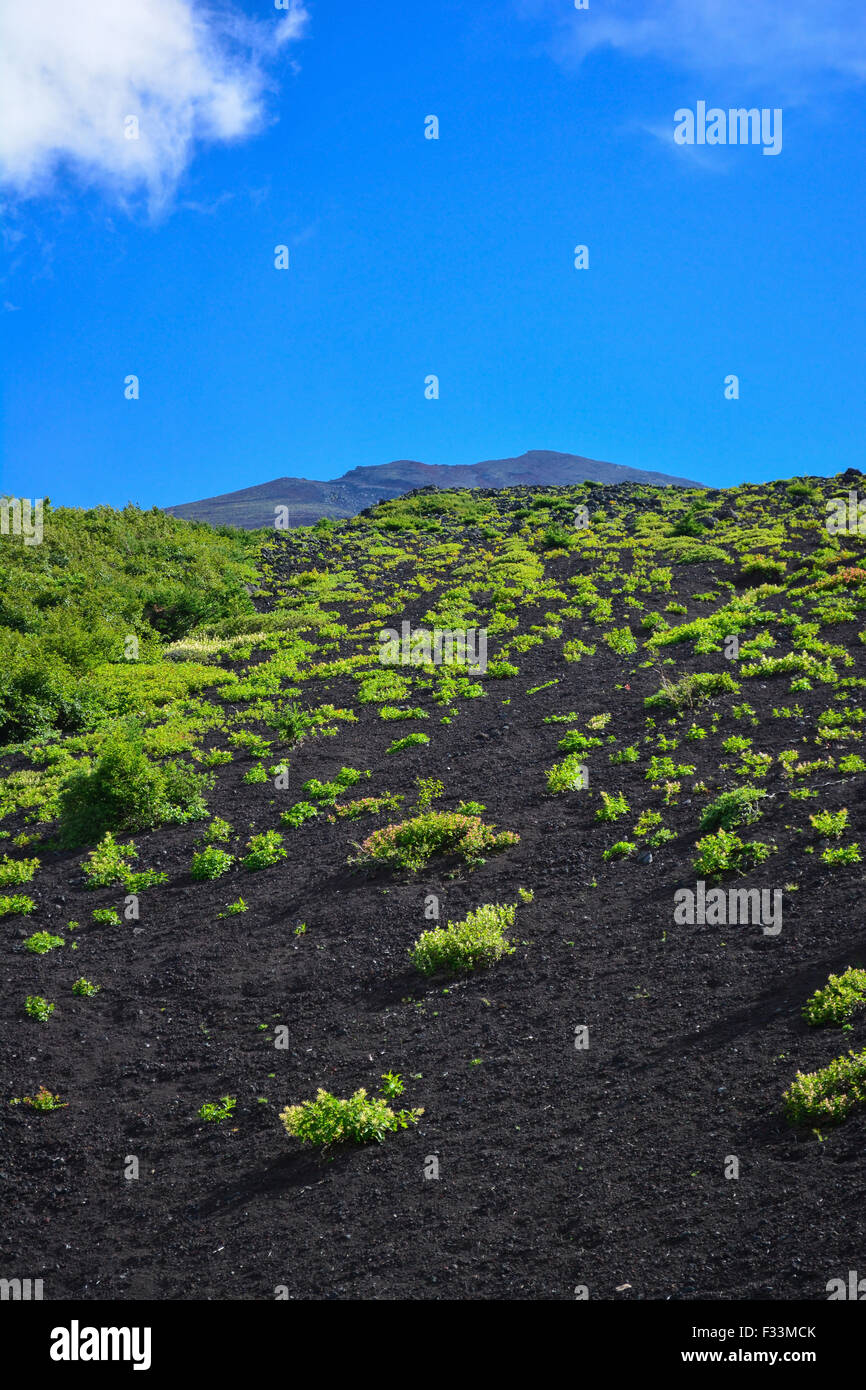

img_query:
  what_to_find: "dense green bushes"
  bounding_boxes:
[0,503,261,746]
[58,737,213,847]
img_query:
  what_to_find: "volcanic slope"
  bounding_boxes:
[1,473,865,1300]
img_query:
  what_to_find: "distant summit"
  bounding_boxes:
[165,450,705,529]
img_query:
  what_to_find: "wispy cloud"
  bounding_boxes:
[517,0,866,95]
[0,0,309,215]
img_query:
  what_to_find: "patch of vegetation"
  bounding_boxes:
[352,812,518,873]
[410,903,517,973]
[803,970,866,1027]
[280,1082,423,1148]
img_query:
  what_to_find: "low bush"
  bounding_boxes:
[784,1049,866,1124]
[410,903,517,973]
[280,1085,423,1148]
[352,812,518,873]
[803,969,866,1026]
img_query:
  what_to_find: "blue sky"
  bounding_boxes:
[2,0,865,509]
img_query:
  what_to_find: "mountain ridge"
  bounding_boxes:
[164,450,705,528]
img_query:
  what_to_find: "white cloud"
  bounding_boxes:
[519,0,866,93]
[0,0,309,213]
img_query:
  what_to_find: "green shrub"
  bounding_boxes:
[328,793,403,821]
[603,626,637,656]
[736,554,787,585]
[280,801,319,827]
[24,931,64,953]
[198,1096,237,1123]
[190,846,235,880]
[81,831,166,891]
[803,969,866,1026]
[410,903,517,973]
[72,978,101,998]
[699,786,767,833]
[547,755,588,793]
[645,671,740,712]
[0,893,36,917]
[0,856,39,887]
[92,908,121,925]
[25,995,54,1022]
[352,812,518,873]
[602,840,635,861]
[280,1087,423,1148]
[386,733,430,754]
[204,817,232,842]
[810,808,849,839]
[693,828,772,877]
[783,1049,866,1124]
[58,737,212,848]
[821,843,861,866]
[242,830,287,870]
[595,791,629,822]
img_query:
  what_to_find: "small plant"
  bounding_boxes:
[82,832,167,892]
[595,791,629,823]
[200,748,233,767]
[645,670,739,712]
[633,810,662,837]
[242,830,287,871]
[410,903,517,974]
[72,978,101,997]
[810,808,849,839]
[547,755,588,794]
[204,817,232,842]
[604,626,637,656]
[821,843,861,866]
[10,1086,67,1111]
[379,1071,405,1099]
[243,764,269,784]
[387,733,430,754]
[414,777,444,812]
[693,828,772,878]
[517,887,534,903]
[24,931,64,954]
[783,1049,866,1125]
[198,1096,237,1123]
[280,801,319,827]
[455,799,485,816]
[0,894,36,917]
[92,908,122,925]
[25,995,54,1022]
[699,786,767,833]
[803,969,866,1027]
[280,1086,423,1148]
[352,812,518,873]
[0,856,39,887]
[603,840,634,861]
[221,898,249,916]
[190,845,235,880]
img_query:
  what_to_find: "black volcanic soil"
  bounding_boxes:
[1,522,865,1301]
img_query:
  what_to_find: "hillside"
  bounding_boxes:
[164,450,705,528]
[2,471,866,1300]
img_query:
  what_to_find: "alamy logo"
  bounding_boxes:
[674,103,782,156]
[674,881,781,935]
[826,490,866,536]
[379,621,487,673]
[0,497,44,546]
[50,1321,152,1371]
[827,1271,866,1300]
[0,1277,43,1300]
